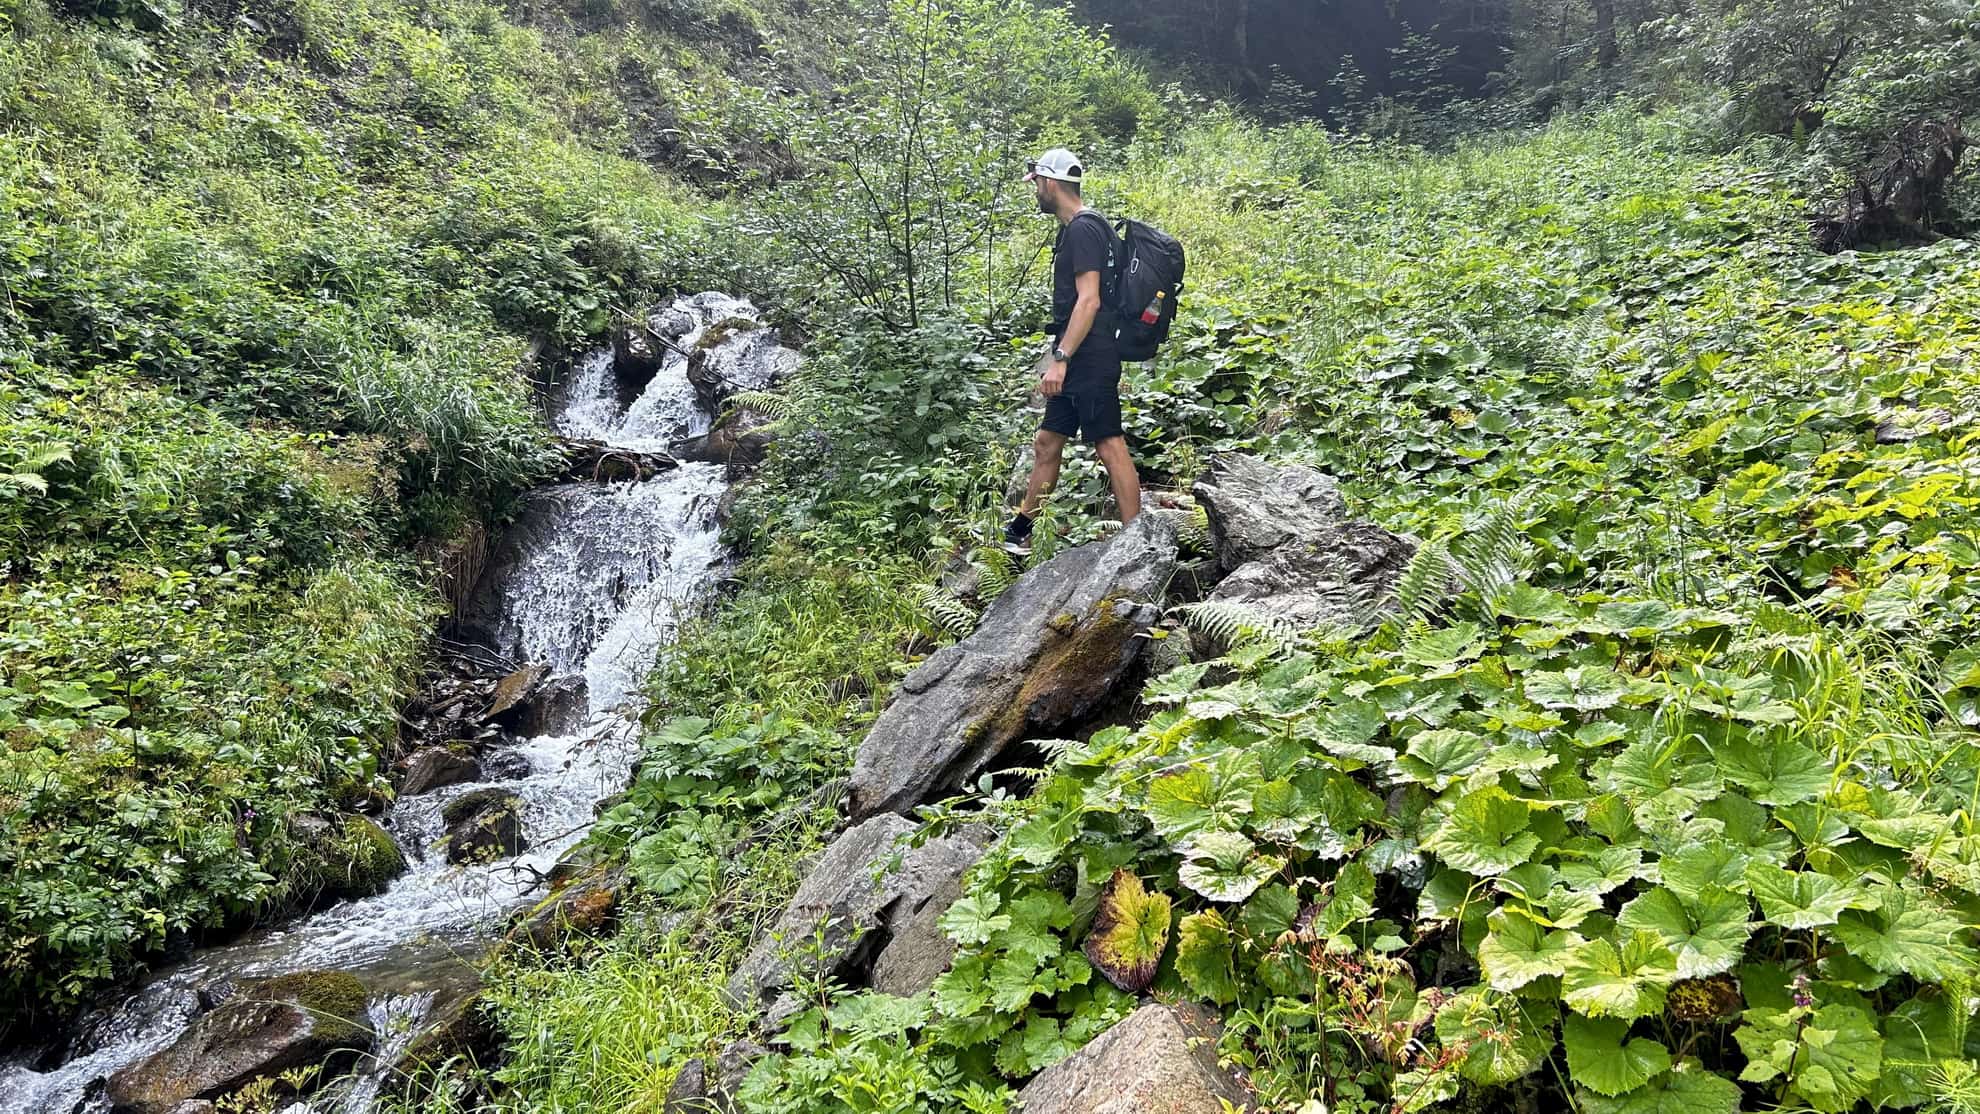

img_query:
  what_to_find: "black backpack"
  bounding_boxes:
[1075,212,1187,362]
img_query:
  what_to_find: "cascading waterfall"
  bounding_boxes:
[0,294,776,1114]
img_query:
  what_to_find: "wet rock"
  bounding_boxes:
[483,663,547,723]
[1192,454,1413,650]
[507,864,627,950]
[685,322,798,412]
[440,789,526,865]
[480,748,533,780]
[1194,454,1349,575]
[400,747,480,796]
[664,1059,712,1113]
[167,1102,215,1114]
[870,827,997,997]
[106,971,371,1114]
[677,406,778,476]
[847,514,1178,819]
[384,987,497,1094]
[516,674,588,737]
[1013,1003,1254,1114]
[612,321,666,396]
[291,814,407,903]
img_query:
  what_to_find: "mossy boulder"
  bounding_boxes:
[105,971,372,1114]
[440,788,527,864]
[290,814,407,905]
[846,513,1177,819]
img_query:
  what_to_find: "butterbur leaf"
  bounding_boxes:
[1657,842,1749,901]
[1240,883,1300,940]
[1309,861,1377,941]
[1562,932,1676,1019]
[1591,599,1681,636]
[1083,868,1171,992]
[1563,1014,1671,1097]
[1715,737,1829,805]
[1178,830,1282,903]
[1832,884,1974,982]
[1398,728,1489,789]
[1175,910,1239,1004]
[1423,787,1541,876]
[1876,993,1959,1108]
[1433,987,1551,1085]
[1524,666,1629,711]
[1554,844,1643,895]
[1143,662,1211,705]
[1736,1004,1882,1113]
[1665,974,1744,1021]
[1616,886,1751,978]
[1746,865,1865,930]
[1477,907,1581,991]
[1494,585,1577,623]
[1579,1059,1741,1114]
[1143,760,1257,841]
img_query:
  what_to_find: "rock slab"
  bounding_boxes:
[725,817,994,1016]
[106,972,371,1114]
[440,788,527,864]
[1014,1003,1253,1114]
[1193,454,1413,641]
[847,514,1178,819]
[401,747,480,796]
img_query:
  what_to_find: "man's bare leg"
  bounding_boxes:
[1095,435,1141,522]
[1020,429,1069,518]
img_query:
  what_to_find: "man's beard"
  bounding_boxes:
[1036,191,1054,214]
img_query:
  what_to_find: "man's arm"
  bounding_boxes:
[1038,269,1104,398]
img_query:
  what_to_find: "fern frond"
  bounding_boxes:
[722,390,801,421]
[1152,505,1214,560]
[1180,600,1298,654]
[971,545,1017,602]
[1391,535,1458,625]
[914,584,979,639]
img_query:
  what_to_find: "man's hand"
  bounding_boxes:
[1036,351,1067,398]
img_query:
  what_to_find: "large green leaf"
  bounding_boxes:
[1174,910,1239,1005]
[1433,987,1551,1085]
[1715,736,1829,806]
[1657,841,1749,901]
[1397,728,1489,789]
[1082,868,1171,993]
[1143,760,1258,842]
[1616,886,1751,979]
[1745,864,1867,930]
[1524,666,1630,711]
[1833,884,1974,982]
[1423,787,1541,876]
[1477,907,1581,991]
[1562,932,1677,1020]
[1177,829,1282,903]
[1578,1060,1742,1114]
[1562,1014,1672,1097]
[1736,1003,1883,1114]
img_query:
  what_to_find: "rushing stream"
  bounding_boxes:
[0,294,776,1114]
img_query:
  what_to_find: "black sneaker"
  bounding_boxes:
[1001,512,1034,554]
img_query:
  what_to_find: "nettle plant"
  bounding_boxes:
[923,587,1980,1113]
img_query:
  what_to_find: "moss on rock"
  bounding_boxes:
[335,816,407,897]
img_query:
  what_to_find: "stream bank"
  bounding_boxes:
[0,294,796,1114]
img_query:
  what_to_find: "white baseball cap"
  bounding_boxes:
[1024,148,1084,183]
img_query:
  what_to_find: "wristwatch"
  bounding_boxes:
[1050,345,1071,364]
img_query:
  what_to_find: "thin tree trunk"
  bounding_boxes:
[1593,0,1618,68]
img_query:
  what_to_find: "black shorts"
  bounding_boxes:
[1041,368,1124,444]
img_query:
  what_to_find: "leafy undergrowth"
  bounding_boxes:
[734,116,1980,1111]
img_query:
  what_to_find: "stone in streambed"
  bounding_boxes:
[290,814,407,904]
[846,514,1178,819]
[676,405,779,476]
[105,971,371,1114]
[440,788,527,865]
[400,747,479,796]
[1013,1003,1255,1113]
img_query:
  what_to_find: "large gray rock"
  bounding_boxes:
[725,817,995,1016]
[677,406,778,476]
[106,972,371,1114]
[1194,454,1349,574]
[1193,455,1413,642]
[663,1040,764,1114]
[1014,1003,1254,1114]
[847,514,1178,819]
[401,747,479,796]
[686,324,799,412]
[870,826,997,996]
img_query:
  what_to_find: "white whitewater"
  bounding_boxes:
[0,294,769,1114]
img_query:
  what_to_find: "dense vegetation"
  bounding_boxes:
[8,0,1980,1108]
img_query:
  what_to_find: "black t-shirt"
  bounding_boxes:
[1051,211,1119,363]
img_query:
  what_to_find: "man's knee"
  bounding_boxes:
[1033,430,1069,458]
[1094,435,1133,464]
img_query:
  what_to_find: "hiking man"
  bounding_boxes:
[1004,147,1142,553]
